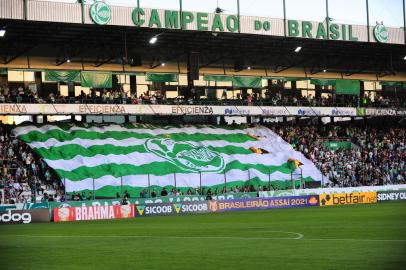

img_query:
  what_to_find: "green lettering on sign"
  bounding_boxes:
[342,24,347,41]
[226,15,239,32]
[288,20,299,37]
[197,12,209,31]
[255,20,261,30]
[302,21,312,38]
[212,14,224,32]
[132,7,145,27]
[165,10,179,29]
[182,11,194,29]
[316,22,326,39]
[263,21,270,31]
[149,9,162,28]
[348,25,358,41]
[329,24,339,40]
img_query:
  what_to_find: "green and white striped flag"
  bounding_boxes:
[13,124,324,197]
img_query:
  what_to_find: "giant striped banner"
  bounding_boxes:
[14,124,323,197]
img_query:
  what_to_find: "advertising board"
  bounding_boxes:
[134,201,210,217]
[54,205,134,222]
[319,192,377,206]
[258,184,406,198]
[377,191,406,202]
[0,209,50,225]
[208,196,319,212]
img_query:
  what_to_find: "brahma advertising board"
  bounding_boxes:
[54,205,134,222]
[135,201,210,217]
[208,196,319,212]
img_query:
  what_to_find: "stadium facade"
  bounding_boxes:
[0,0,405,123]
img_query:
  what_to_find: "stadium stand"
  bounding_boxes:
[1,122,405,204]
[0,84,405,108]
[0,123,62,204]
[272,125,406,187]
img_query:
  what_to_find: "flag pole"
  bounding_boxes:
[174,172,177,191]
[148,173,151,197]
[268,169,271,191]
[224,171,227,193]
[199,171,202,195]
[120,176,123,197]
[92,178,95,200]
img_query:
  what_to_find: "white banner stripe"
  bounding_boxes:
[46,152,292,172]
[14,124,246,137]
[64,170,301,192]
[27,138,259,150]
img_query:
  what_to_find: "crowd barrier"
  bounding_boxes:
[2,185,406,224]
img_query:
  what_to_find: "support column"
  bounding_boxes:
[360,81,365,98]
[315,85,322,99]
[34,71,43,97]
[318,117,323,126]
[67,82,75,98]
[366,0,370,42]
[219,116,225,125]
[291,81,299,97]
[130,75,137,98]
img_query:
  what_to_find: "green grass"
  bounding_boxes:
[1,202,406,270]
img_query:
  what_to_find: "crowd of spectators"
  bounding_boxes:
[272,125,406,187]
[0,84,405,108]
[0,124,64,204]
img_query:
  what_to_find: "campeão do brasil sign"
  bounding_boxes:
[86,0,398,44]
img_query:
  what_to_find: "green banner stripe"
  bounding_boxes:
[56,161,293,181]
[19,130,256,144]
[35,144,253,160]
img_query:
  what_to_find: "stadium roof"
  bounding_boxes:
[1,19,406,76]
[1,0,406,77]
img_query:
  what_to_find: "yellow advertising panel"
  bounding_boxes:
[319,192,377,206]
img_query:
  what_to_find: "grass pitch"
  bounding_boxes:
[1,202,405,270]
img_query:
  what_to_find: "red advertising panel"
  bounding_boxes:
[54,204,134,222]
